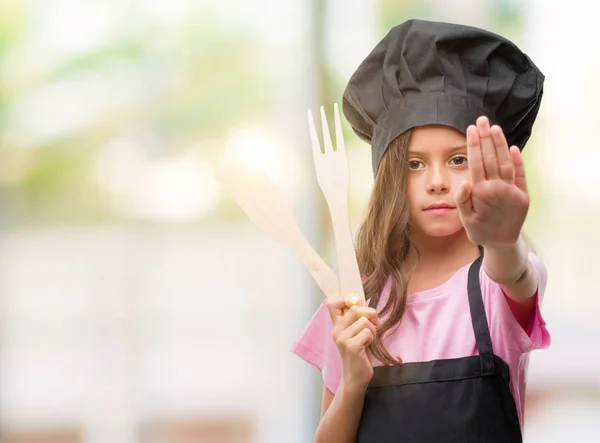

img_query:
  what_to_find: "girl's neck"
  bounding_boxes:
[405,228,480,273]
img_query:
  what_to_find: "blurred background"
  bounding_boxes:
[0,0,599,442]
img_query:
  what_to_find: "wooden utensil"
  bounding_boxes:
[216,162,340,298]
[308,103,365,303]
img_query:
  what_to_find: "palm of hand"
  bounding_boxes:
[455,117,530,248]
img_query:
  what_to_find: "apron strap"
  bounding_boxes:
[367,245,496,370]
[467,245,496,370]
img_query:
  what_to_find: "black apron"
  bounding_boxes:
[358,250,522,443]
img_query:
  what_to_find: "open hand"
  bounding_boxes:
[454,116,530,247]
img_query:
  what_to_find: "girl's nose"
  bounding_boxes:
[426,167,449,194]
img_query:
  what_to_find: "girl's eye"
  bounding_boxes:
[408,160,423,169]
[450,156,468,166]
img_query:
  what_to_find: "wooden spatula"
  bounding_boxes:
[215,162,340,298]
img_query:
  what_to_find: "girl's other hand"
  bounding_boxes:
[326,294,379,392]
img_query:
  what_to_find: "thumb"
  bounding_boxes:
[345,293,362,309]
[325,293,362,323]
[454,181,473,217]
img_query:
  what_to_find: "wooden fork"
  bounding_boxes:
[308,103,366,304]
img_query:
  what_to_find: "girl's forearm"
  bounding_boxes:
[314,382,367,443]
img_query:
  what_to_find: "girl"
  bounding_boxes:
[292,19,550,443]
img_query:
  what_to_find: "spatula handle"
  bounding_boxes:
[216,165,339,298]
[282,224,340,297]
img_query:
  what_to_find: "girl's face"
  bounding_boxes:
[406,125,469,237]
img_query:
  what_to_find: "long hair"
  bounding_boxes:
[355,130,413,365]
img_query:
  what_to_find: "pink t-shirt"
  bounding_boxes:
[291,252,550,430]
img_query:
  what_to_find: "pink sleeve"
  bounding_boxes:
[291,301,343,394]
[481,252,551,353]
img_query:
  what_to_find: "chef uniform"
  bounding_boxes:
[341,19,545,443]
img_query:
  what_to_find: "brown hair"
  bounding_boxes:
[355,130,413,365]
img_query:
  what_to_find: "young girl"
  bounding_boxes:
[292,19,550,443]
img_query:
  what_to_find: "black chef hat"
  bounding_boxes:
[342,19,545,176]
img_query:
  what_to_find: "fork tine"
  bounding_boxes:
[333,103,346,155]
[320,106,335,153]
[307,109,323,158]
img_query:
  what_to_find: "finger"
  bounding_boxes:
[320,106,334,154]
[467,124,485,183]
[338,316,377,343]
[335,305,379,333]
[343,293,372,317]
[326,295,377,326]
[510,146,528,193]
[344,305,379,326]
[345,293,362,309]
[454,180,474,217]
[350,306,380,325]
[325,294,351,325]
[346,326,375,351]
[491,125,514,182]
[476,116,499,179]
[307,109,322,156]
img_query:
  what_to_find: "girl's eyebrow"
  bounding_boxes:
[408,144,467,156]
